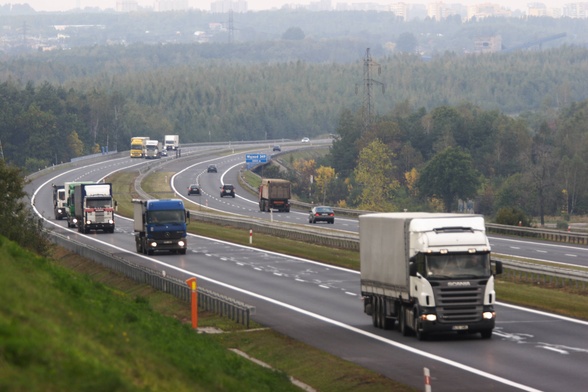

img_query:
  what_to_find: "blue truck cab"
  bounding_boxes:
[133,199,189,255]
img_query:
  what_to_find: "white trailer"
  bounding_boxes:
[360,212,502,340]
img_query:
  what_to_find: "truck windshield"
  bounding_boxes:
[86,197,112,208]
[148,210,185,224]
[425,253,491,279]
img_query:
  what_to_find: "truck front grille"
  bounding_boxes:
[433,284,485,323]
[150,230,185,240]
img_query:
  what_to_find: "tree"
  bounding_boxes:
[328,109,361,178]
[282,27,305,40]
[0,160,49,255]
[354,139,399,211]
[396,32,418,53]
[315,166,336,204]
[417,146,481,212]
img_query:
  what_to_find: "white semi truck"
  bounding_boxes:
[360,212,502,340]
[72,183,115,233]
[164,134,179,150]
[144,139,161,159]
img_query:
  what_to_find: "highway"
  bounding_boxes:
[27,147,588,392]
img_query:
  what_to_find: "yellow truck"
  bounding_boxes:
[130,136,149,158]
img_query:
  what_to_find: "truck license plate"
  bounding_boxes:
[452,325,468,331]
[163,240,172,244]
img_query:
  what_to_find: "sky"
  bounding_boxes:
[0,1,562,13]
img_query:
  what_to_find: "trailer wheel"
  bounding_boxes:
[371,297,379,328]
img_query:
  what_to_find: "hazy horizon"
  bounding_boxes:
[0,1,562,13]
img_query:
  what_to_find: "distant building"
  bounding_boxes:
[474,35,502,53]
[527,2,547,17]
[210,0,248,13]
[389,2,409,21]
[154,0,189,12]
[116,1,138,12]
[466,3,512,20]
[563,2,588,18]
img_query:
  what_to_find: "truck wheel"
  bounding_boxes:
[399,306,410,336]
[415,318,427,341]
[480,329,493,339]
[136,240,142,253]
[179,249,187,255]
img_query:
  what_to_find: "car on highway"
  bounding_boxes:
[160,149,168,157]
[301,137,310,143]
[187,184,200,195]
[220,184,235,198]
[309,206,335,224]
[273,145,281,152]
[207,164,217,173]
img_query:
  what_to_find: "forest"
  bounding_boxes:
[1,25,588,223]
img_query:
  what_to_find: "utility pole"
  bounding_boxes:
[228,9,234,44]
[0,139,4,160]
[356,48,385,132]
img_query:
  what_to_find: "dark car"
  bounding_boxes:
[309,206,335,224]
[272,145,281,152]
[187,184,200,195]
[207,164,217,173]
[160,149,168,157]
[220,184,235,198]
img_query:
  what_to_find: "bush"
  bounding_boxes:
[495,207,531,226]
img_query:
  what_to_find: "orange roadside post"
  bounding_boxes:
[185,277,198,329]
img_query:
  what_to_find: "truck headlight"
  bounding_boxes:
[108,219,114,224]
[72,218,78,224]
[86,220,92,225]
[150,242,157,247]
[178,241,185,247]
[421,314,437,322]
[482,311,495,320]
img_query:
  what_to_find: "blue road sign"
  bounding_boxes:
[246,153,267,163]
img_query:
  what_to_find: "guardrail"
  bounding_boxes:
[48,230,255,327]
[495,256,588,289]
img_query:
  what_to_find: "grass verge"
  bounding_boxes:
[0,236,299,392]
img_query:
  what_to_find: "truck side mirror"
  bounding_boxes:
[186,211,190,222]
[493,260,503,275]
[409,261,417,276]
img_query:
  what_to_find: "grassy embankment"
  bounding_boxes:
[0,236,301,391]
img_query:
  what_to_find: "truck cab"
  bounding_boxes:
[52,184,67,220]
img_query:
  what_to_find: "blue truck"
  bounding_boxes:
[133,199,189,255]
